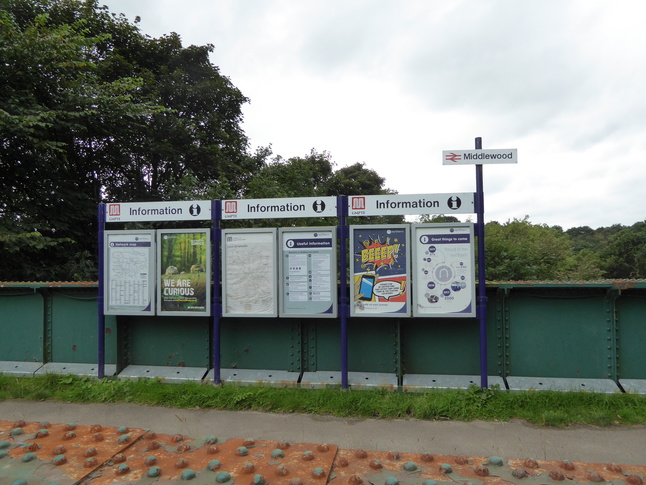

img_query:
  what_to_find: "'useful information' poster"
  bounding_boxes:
[350,225,410,317]
[157,229,211,316]
[104,230,155,315]
[222,229,278,317]
[412,223,475,317]
[279,227,337,318]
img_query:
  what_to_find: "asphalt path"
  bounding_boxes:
[1,399,645,466]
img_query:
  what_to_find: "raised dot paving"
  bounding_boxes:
[1,419,645,484]
[0,419,145,484]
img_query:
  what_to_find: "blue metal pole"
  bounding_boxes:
[97,203,106,379]
[337,196,349,389]
[212,199,222,384]
[475,137,489,388]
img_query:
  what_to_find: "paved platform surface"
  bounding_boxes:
[1,399,645,484]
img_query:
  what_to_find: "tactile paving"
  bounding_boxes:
[1,419,644,484]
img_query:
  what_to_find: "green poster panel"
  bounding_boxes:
[157,229,211,316]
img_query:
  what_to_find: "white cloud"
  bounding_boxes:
[105,0,646,229]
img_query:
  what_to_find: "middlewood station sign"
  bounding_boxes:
[105,193,475,222]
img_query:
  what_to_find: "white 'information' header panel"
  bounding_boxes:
[106,200,211,222]
[222,197,337,220]
[349,193,474,216]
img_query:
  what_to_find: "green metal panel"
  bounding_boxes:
[49,289,117,365]
[347,319,398,373]
[220,318,301,371]
[124,316,210,367]
[0,289,44,362]
[401,318,480,375]
[617,292,646,379]
[506,288,611,378]
[305,319,338,372]
[307,319,398,373]
[400,287,501,376]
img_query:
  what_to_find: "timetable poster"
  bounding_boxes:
[279,228,337,318]
[157,229,211,316]
[104,230,155,315]
[222,229,278,317]
[350,225,410,317]
[412,223,475,317]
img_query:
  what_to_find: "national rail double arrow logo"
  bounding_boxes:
[445,152,462,163]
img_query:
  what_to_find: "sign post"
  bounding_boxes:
[443,139,518,388]
[475,137,488,389]
[97,204,105,379]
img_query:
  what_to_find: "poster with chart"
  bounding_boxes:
[412,223,475,317]
[157,229,210,316]
[350,225,410,317]
[222,228,278,317]
[279,227,337,318]
[104,230,155,315]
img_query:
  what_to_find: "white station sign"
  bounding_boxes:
[106,200,211,222]
[349,193,475,216]
[442,149,517,165]
[222,196,337,220]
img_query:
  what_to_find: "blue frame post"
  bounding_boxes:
[212,200,222,384]
[475,137,489,388]
[337,196,349,389]
[97,203,106,379]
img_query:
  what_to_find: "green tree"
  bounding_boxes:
[245,149,335,199]
[0,0,255,280]
[600,222,646,279]
[416,214,462,223]
[484,216,598,281]
[238,150,399,227]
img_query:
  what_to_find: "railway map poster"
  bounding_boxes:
[157,229,211,316]
[350,225,410,317]
[279,227,337,318]
[104,230,155,315]
[412,223,475,317]
[222,228,278,317]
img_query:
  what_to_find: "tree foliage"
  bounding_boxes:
[0,0,256,280]
[484,217,605,281]
[599,222,646,279]
[1,1,643,283]
[235,149,399,227]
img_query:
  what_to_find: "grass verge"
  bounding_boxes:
[1,374,645,427]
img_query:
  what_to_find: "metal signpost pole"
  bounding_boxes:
[474,137,488,388]
[97,203,106,380]
[212,200,222,384]
[337,196,349,389]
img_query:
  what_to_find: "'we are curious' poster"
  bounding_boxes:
[157,229,211,316]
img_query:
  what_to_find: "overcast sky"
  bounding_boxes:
[105,0,645,230]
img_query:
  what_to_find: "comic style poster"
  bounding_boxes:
[157,229,211,316]
[412,223,475,317]
[350,225,410,317]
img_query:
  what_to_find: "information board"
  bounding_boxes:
[104,230,155,315]
[222,228,278,317]
[221,196,337,220]
[349,193,474,216]
[412,223,475,317]
[279,227,337,318]
[157,229,211,316]
[106,200,211,222]
[350,225,410,317]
